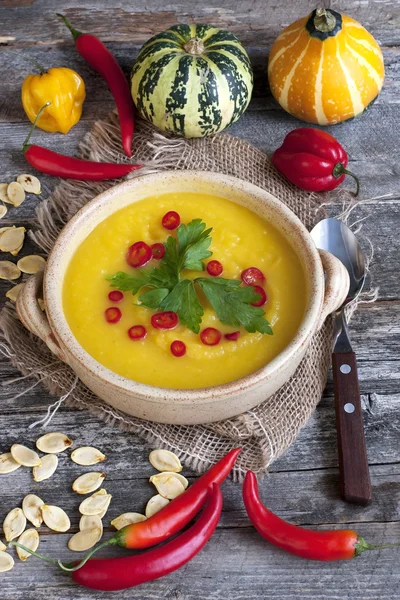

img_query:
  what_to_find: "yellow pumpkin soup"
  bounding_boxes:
[63,192,307,388]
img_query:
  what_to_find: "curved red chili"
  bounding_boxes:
[126,241,152,268]
[151,311,178,330]
[243,471,391,561]
[58,14,134,157]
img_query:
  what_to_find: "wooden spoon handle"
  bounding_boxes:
[332,351,372,505]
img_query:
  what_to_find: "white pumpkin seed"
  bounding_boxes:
[68,527,102,552]
[22,494,44,527]
[149,449,183,473]
[6,182,25,207]
[11,444,41,467]
[0,227,25,253]
[3,508,26,542]
[0,452,21,474]
[5,282,25,303]
[79,490,112,516]
[145,494,170,518]
[17,255,46,275]
[33,453,58,482]
[0,261,21,281]
[79,515,103,535]
[41,505,70,532]
[10,242,24,257]
[111,512,147,530]
[149,472,188,499]
[0,205,7,219]
[71,446,106,466]
[36,432,72,454]
[38,298,45,311]
[16,529,40,561]
[72,472,106,495]
[0,551,14,572]
[0,541,6,552]
[0,226,15,235]
[0,184,10,204]
[16,174,41,195]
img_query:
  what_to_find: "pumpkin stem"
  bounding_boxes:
[314,8,337,33]
[183,38,205,55]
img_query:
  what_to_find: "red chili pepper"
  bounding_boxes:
[151,242,166,259]
[241,267,265,286]
[108,290,123,303]
[200,327,222,346]
[58,14,134,157]
[151,311,178,330]
[105,307,122,323]
[225,331,240,341]
[206,260,223,277]
[128,325,147,340]
[251,285,267,307]
[272,128,360,195]
[243,471,398,561]
[126,241,152,268]
[171,340,186,357]
[162,211,181,230]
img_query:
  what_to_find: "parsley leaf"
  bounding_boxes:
[139,288,170,309]
[177,219,213,271]
[161,279,204,334]
[106,271,150,294]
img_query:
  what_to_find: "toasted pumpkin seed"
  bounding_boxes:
[79,490,112,516]
[5,282,25,303]
[17,174,41,195]
[68,527,102,552]
[0,184,10,204]
[111,512,147,530]
[6,182,25,207]
[36,432,72,454]
[17,255,46,275]
[72,472,106,495]
[0,551,14,572]
[149,449,183,473]
[79,515,103,535]
[22,494,44,528]
[149,472,188,499]
[0,205,7,219]
[0,227,25,253]
[11,444,41,467]
[3,508,26,542]
[0,541,6,552]
[145,494,170,518]
[41,505,70,532]
[0,452,21,474]
[71,446,106,466]
[0,261,21,281]
[33,454,58,482]
[16,529,40,561]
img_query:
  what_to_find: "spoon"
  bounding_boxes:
[311,218,372,505]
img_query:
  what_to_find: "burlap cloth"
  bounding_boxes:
[0,113,362,479]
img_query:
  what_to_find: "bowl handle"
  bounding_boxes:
[16,272,67,363]
[317,249,350,330]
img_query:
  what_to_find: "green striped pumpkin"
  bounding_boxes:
[131,24,253,138]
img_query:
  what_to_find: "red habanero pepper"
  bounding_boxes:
[243,471,399,561]
[272,128,360,195]
[58,14,134,157]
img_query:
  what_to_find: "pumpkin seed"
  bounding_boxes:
[0,541,6,552]
[36,432,72,454]
[6,182,25,207]
[71,446,106,466]
[22,494,44,527]
[41,505,70,532]
[0,227,25,253]
[33,454,58,482]
[72,472,106,495]
[5,282,25,303]
[16,529,40,561]
[149,449,182,473]
[0,551,14,572]
[79,514,103,535]
[79,489,112,516]
[111,512,147,530]
[17,255,46,275]
[149,472,188,499]
[0,452,21,474]
[3,508,26,542]
[11,444,41,467]
[0,261,21,281]
[68,527,102,552]
[0,184,11,204]
[17,174,41,195]
[10,242,24,257]
[145,494,170,518]
[0,205,7,219]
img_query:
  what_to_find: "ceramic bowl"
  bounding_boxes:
[17,171,349,424]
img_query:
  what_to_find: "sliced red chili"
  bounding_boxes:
[126,241,152,268]
[151,243,165,260]
[128,325,147,340]
[251,286,267,307]
[105,307,122,323]
[171,340,186,357]
[108,290,123,303]
[241,267,266,286]
[225,331,240,341]
[200,327,222,346]
[162,211,180,230]
[151,311,178,330]
[206,260,223,277]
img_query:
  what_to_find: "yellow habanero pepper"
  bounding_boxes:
[22,67,86,134]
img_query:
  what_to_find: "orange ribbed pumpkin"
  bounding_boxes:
[268,8,385,125]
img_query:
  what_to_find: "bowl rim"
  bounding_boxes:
[44,170,323,402]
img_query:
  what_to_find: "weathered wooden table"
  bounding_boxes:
[1,1,399,598]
